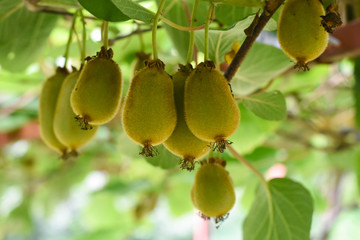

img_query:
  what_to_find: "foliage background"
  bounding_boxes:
[0,0,360,239]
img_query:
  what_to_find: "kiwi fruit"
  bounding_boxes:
[54,71,98,155]
[184,61,240,152]
[122,59,177,157]
[191,158,235,221]
[70,47,122,128]
[278,0,328,70]
[164,65,210,171]
[39,67,69,156]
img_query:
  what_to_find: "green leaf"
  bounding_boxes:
[38,0,79,8]
[242,90,287,121]
[356,153,360,194]
[145,144,180,169]
[78,0,130,22]
[243,178,313,240]
[156,0,208,61]
[216,5,258,26]
[203,0,265,7]
[354,57,360,129]
[194,16,277,66]
[111,0,155,23]
[0,0,58,72]
[230,105,279,154]
[231,42,293,95]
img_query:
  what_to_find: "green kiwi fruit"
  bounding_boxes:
[54,71,98,154]
[122,59,177,157]
[164,65,210,171]
[278,0,328,70]
[184,61,240,152]
[70,47,122,128]
[191,158,235,220]
[39,67,69,156]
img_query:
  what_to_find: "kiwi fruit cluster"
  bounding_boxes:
[39,46,122,159]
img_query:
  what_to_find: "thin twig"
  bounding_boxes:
[224,0,285,82]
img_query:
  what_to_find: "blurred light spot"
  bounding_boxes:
[7,52,15,60]
[84,171,107,192]
[26,63,39,74]
[0,186,23,216]
[5,140,29,158]
[265,163,287,180]
[56,56,65,68]
[91,28,102,42]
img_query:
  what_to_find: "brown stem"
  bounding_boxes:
[224,0,285,82]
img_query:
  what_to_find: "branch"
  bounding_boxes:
[224,0,285,82]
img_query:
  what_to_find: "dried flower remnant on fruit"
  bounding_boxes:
[122,59,177,158]
[321,3,342,33]
[277,0,328,71]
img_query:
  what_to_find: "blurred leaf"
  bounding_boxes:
[354,57,360,129]
[243,90,287,121]
[156,0,208,61]
[357,153,360,194]
[0,0,58,72]
[99,178,152,194]
[167,174,194,216]
[111,0,155,23]
[0,69,44,93]
[8,198,33,235]
[231,42,292,95]
[145,144,180,169]
[243,178,313,240]
[216,5,258,26]
[38,0,79,8]
[78,0,130,22]
[195,16,276,66]
[203,0,265,7]
[230,104,279,154]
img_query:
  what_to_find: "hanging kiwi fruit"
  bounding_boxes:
[184,61,240,153]
[277,0,329,70]
[191,158,236,223]
[122,59,177,157]
[54,70,99,156]
[39,67,69,157]
[164,65,210,171]
[70,47,122,129]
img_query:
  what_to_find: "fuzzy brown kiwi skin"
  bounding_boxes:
[164,64,210,171]
[122,59,177,157]
[184,61,240,153]
[39,67,69,157]
[71,47,122,128]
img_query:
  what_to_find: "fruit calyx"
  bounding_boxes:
[321,3,342,33]
[179,156,197,171]
[74,115,94,130]
[210,137,233,153]
[140,141,159,157]
[294,59,310,71]
[146,59,165,70]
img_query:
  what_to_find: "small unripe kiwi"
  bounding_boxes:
[71,47,122,128]
[54,71,98,154]
[191,158,235,220]
[278,0,328,70]
[122,59,177,157]
[164,65,210,171]
[39,67,68,156]
[184,61,240,152]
